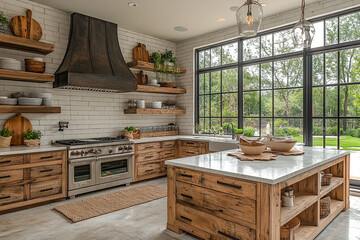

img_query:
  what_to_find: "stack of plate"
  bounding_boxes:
[0,97,17,105]
[30,92,52,106]
[18,97,42,106]
[0,57,21,71]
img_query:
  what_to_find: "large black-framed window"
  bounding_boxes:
[195,7,360,150]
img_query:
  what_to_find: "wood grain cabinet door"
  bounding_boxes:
[137,162,164,178]
[30,164,62,178]
[29,151,63,163]
[0,155,24,167]
[0,185,24,206]
[136,142,161,152]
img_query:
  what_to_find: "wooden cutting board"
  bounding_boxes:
[10,9,42,41]
[4,114,32,146]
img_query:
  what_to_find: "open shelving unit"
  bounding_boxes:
[0,69,54,83]
[0,33,54,55]
[136,85,186,94]
[124,108,186,115]
[0,106,61,113]
[280,159,347,240]
[127,60,186,74]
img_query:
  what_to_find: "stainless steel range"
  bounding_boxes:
[55,137,134,198]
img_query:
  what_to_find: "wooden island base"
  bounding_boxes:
[167,154,350,240]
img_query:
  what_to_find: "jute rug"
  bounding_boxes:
[54,185,167,223]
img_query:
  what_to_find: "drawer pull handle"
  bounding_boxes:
[40,169,53,173]
[145,169,154,172]
[187,151,196,154]
[180,216,192,222]
[180,193,193,199]
[145,155,154,159]
[40,188,53,192]
[180,173,192,178]
[164,144,173,146]
[217,209,224,213]
[186,142,195,145]
[165,153,172,155]
[40,156,54,160]
[217,181,242,189]
[145,146,154,149]
[0,175,10,179]
[218,231,241,240]
[0,160,11,164]
[0,195,10,200]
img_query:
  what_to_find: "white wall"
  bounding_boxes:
[0,0,177,145]
[175,0,360,135]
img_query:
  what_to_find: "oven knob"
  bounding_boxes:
[71,151,76,156]
[76,151,81,155]
[118,147,123,151]
[109,149,113,154]
[89,149,94,153]
[129,146,133,150]
[81,150,85,156]
[95,149,102,154]
[124,146,128,150]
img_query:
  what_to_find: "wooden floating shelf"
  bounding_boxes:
[0,106,61,113]
[0,33,54,55]
[280,194,318,226]
[320,177,344,198]
[0,69,54,83]
[124,108,186,115]
[294,200,344,240]
[128,60,186,74]
[136,85,186,94]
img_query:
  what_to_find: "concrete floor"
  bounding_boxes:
[0,177,359,240]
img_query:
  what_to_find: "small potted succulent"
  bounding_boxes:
[23,129,42,147]
[0,128,13,147]
[235,128,243,140]
[0,11,8,34]
[124,126,136,140]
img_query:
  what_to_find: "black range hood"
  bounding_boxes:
[54,13,136,93]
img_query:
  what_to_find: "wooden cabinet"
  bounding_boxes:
[0,150,67,213]
[133,140,209,182]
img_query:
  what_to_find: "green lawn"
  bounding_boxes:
[293,135,360,151]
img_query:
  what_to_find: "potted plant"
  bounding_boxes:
[23,129,42,147]
[0,11,8,34]
[149,49,179,87]
[124,126,136,140]
[235,128,243,140]
[195,124,203,134]
[0,128,13,147]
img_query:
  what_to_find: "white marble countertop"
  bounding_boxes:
[165,146,350,185]
[0,145,67,156]
[132,135,238,144]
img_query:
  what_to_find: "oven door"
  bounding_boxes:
[68,157,96,190]
[95,153,133,184]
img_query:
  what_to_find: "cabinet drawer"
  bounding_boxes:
[0,185,24,206]
[175,168,203,186]
[181,140,202,147]
[29,151,63,163]
[137,162,164,178]
[202,173,257,200]
[30,179,62,199]
[137,152,161,163]
[162,141,176,148]
[176,203,256,240]
[0,155,24,167]
[161,149,176,159]
[136,142,161,152]
[0,169,23,184]
[176,181,256,226]
[182,147,201,156]
[30,164,62,179]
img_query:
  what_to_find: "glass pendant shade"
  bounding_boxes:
[236,0,263,37]
[291,0,315,48]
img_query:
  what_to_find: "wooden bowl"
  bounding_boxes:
[239,143,266,155]
[25,59,45,73]
[267,140,297,152]
[160,82,175,88]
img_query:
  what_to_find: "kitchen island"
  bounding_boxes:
[165,147,350,240]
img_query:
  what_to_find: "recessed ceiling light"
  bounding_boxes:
[261,3,266,7]
[128,2,137,7]
[230,6,239,12]
[217,18,225,22]
[174,26,188,32]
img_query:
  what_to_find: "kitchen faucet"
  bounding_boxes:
[227,123,236,140]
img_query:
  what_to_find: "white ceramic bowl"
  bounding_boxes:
[18,97,42,106]
[0,98,17,105]
[152,102,162,109]
[32,57,44,62]
[42,97,52,106]
[30,92,52,98]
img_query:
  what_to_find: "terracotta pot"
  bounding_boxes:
[0,136,12,147]
[24,139,40,147]
[124,130,134,140]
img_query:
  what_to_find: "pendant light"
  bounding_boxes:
[292,0,315,48]
[236,0,263,37]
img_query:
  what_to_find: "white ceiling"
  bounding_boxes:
[31,0,320,42]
